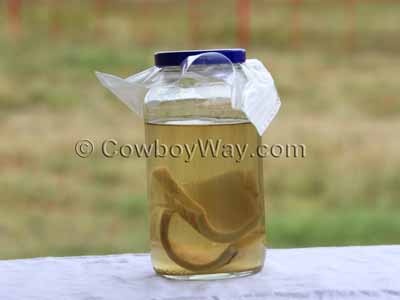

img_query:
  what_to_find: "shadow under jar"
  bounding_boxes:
[144,49,266,280]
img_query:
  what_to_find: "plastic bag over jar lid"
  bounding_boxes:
[95,48,281,135]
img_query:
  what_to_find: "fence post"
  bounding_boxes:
[50,0,62,36]
[95,0,107,35]
[7,0,22,37]
[290,0,302,49]
[237,0,251,48]
[188,0,201,47]
[137,1,153,46]
[346,0,357,51]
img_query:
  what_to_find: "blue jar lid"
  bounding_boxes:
[154,49,246,67]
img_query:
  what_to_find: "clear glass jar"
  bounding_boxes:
[144,50,266,280]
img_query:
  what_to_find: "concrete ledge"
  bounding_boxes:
[1,246,400,300]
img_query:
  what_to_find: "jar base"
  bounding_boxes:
[157,267,262,281]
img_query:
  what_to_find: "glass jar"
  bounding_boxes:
[144,49,266,280]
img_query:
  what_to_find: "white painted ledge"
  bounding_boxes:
[1,246,400,300]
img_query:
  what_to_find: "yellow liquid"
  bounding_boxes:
[145,120,265,279]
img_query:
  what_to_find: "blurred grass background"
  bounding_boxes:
[0,0,399,259]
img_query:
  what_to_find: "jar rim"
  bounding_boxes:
[154,49,246,68]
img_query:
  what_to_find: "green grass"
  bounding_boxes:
[0,0,399,259]
[269,209,400,248]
